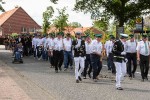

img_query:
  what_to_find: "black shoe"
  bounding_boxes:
[129,76,132,80]
[59,67,62,71]
[64,68,68,71]
[132,73,135,78]
[88,73,91,78]
[78,76,82,81]
[76,80,79,83]
[145,77,148,80]
[116,87,123,90]
[141,79,144,82]
[55,70,58,73]
[93,79,97,82]
[83,77,86,79]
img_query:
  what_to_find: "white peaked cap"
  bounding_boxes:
[120,34,128,38]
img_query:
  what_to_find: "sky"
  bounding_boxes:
[1,0,93,27]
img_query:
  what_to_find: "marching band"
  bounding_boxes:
[4,32,150,90]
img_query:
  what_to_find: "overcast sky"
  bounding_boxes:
[2,0,93,27]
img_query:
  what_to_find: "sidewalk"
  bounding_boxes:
[0,60,31,100]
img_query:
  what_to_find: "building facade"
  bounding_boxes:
[0,6,41,37]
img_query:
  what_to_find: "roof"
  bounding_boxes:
[0,7,19,26]
[0,7,41,28]
[47,26,105,36]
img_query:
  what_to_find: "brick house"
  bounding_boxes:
[0,6,41,37]
[47,26,105,36]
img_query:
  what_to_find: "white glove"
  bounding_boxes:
[125,58,128,63]
[75,45,80,48]
[121,52,126,55]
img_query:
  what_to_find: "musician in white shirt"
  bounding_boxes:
[36,34,43,60]
[90,34,103,82]
[106,35,116,74]
[47,33,55,67]
[53,32,64,73]
[63,33,73,71]
[83,34,92,79]
[32,34,38,58]
[136,34,150,82]
[126,34,137,78]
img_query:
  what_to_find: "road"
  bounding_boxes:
[0,45,150,100]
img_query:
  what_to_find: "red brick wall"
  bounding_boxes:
[1,7,41,35]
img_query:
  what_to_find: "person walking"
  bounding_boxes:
[53,32,64,73]
[112,34,128,90]
[136,34,149,82]
[83,34,92,79]
[126,34,137,79]
[90,34,103,82]
[63,33,73,71]
[106,35,116,74]
[72,32,86,83]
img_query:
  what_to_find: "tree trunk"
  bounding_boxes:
[116,20,124,39]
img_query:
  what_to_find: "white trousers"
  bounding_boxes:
[114,61,126,88]
[74,57,85,80]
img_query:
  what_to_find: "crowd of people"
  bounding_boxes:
[3,32,150,90]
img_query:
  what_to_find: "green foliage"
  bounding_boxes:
[53,7,69,32]
[43,6,54,34]
[11,33,18,37]
[68,22,82,28]
[0,0,5,12]
[50,0,58,4]
[84,29,95,39]
[93,16,109,32]
[74,0,150,27]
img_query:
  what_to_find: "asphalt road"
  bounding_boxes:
[0,45,150,100]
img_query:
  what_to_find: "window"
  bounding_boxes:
[21,27,27,33]
[29,27,36,33]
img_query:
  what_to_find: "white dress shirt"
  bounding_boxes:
[107,41,114,54]
[126,40,137,53]
[63,38,72,51]
[54,37,64,51]
[91,39,102,55]
[104,40,110,49]
[42,37,47,48]
[85,41,92,54]
[36,38,43,47]
[136,41,150,56]
[32,37,37,47]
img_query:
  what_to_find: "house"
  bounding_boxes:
[0,6,41,37]
[47,26,105,36]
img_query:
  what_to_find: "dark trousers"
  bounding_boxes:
[126,53,137,77]
[83,54,92,77]
[49,56,55,66]
[48,51,54,66]
[109,53,116,74]
[53,50,64,71]
[42,49,48,60]
[91,54,102,79]
[36,46,42,58]
[140,54,149,79]
[107,57,111,70]
[33,47,36,58]
[23,46,28,56]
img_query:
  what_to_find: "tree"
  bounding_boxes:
[69,22,82,28]
[53,7,69,32]
[42,6,54,34]
[0,0,5,12]
[73,0,150,38]
[93,16,109,32]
